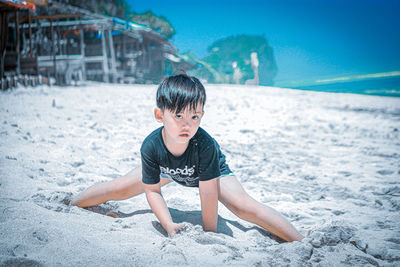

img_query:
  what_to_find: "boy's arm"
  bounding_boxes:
[199,178,218,232]
[143,182,184,237]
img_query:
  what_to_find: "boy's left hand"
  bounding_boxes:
[166,222,186,237]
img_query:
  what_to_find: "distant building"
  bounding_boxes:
[0,0,195,89]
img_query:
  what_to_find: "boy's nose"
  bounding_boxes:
[182,118,192,128]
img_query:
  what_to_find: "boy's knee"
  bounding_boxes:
[109,182,127,198]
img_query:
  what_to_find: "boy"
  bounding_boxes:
[72,74,304,242]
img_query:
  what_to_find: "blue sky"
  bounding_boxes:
[127,0,400,84]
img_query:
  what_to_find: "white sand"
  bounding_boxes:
[1,83,399,266]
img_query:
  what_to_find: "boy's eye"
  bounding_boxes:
[175,114,183,119]
[192,115,199,120]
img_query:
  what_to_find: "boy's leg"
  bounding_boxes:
[71,166,171,207]
[217,175,304,242]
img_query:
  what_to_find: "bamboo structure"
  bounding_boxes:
[0,0,195,89]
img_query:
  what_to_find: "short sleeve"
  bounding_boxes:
[140,141,161,185]
[198,142,221,181]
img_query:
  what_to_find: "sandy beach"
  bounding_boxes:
[1,83,399,266]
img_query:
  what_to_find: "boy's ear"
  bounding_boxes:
[154,108,164,122]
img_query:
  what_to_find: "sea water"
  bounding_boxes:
[291,75,400,97]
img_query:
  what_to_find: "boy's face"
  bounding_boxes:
[155,104,204,145]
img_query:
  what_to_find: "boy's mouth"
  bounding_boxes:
[179,133,189,138]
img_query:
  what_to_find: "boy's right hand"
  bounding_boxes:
[166,222,186,237]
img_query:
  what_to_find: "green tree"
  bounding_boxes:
[128,11,176,39]
[203,35,277,85]
[58,0,129,18]
[57,0,175,39]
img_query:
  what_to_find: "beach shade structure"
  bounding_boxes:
[0,0,37,89]
[0,0,196,89]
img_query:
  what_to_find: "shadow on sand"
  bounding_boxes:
[83,204,284,242]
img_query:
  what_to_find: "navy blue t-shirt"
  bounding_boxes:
[140,127,232,187]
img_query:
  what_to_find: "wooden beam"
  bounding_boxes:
[107,30,117,82]
[121,34,126,70]
[28,11,32,57]
[1,12,8,79]
[80,28,86,80]
[50,19,56,83]
[15,10,20,75]
[101,29,109,82]
[17,19,108,29]
[11,13,83,23]
[57,22,62,55]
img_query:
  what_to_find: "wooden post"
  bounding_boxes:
[57,24,62,56]
[100,29,109,82]
[80,28,86,80]
[137,40,140,66]
[107,30,117,82]
[15,10,20,75]
[121,33,125,70]
[147,41,151,70]
[28,11,32,58]
[50,18,56,85]
[137,41,142,68]
[57,23,63,85]
[1,11,9,80]
[143,38,150,70]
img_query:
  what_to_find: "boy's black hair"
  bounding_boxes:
[156,74,206,114]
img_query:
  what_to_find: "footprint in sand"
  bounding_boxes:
[160,250,188,265]
[309,223,356,248]
[31,191,72,212]
[0,257,44,267]
[160,241,188,264]
[338,171,352,177]
[9,243,32,258]
[194,234,226,246]
[194,233,244,261]
[377,169,394,176]
[373,186,400,197]
[70,161,85,168]
[331,210,346,216]
[57,178,75,187]
[5,155,17,161]
[340,255,380,267]
[32,229,49,243]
